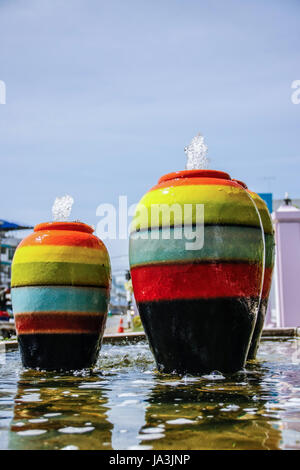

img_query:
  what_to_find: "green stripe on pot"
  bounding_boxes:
[264,233,275,268]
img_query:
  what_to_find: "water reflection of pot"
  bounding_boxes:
[233,181,275,359]
[8,370,112,450]
[139,372,281,450]
[11,222,111,370]
[129,170,265,374]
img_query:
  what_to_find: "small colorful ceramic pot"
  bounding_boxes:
[129,170,265,374]
[11,222,111,370]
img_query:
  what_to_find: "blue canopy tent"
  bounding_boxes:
[0,219,33,232]
[0,220,33,288]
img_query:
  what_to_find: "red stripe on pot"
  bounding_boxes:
[15,312,106,334]
[262,267,273,299]
[131,262,263,302]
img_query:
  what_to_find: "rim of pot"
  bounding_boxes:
[34,221,94,234]
[232,179,248,190]
[158,169,231,184]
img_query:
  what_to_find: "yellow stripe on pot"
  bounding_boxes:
[249,192,273,235]
[13,245,110,267]
[131,184,260,232]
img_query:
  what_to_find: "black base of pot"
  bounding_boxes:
[18,333,102,370]
[247,300,267,360]
[138,297,258,374]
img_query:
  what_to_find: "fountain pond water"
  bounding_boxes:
[0,338,300,450]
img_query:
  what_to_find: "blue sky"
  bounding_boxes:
[0,0,299,270]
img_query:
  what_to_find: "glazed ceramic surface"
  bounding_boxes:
[129,170,265,374]
[11,222,111,370]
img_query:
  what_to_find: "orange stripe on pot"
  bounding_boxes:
[18,228,107,250]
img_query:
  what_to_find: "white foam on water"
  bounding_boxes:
[17,429,47,436]
[220,404,240,412]
[28,418,48,423]
[137,433,165,440]
[52,195,74,222]
[58,426,95,434]
[78,381,108,389]
[61,445,79,450]
[18,393,41,402]
[181,377,199,383]
[185,133,209,170]
[142,427,164,434]
[160,381,182,387]
[166,418,196,425]
[202,371,225,380]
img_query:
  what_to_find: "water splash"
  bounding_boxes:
[184,133,209,170]
[52,195,74,222]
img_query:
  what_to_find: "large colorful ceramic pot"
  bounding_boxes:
[233,181,275,360]
[11,222,111,370]
[129,170,265,374]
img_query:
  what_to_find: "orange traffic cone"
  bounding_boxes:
[117,317,124,333]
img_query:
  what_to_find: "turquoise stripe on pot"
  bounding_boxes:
[12,286,109,314]
[129,225,264,267]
